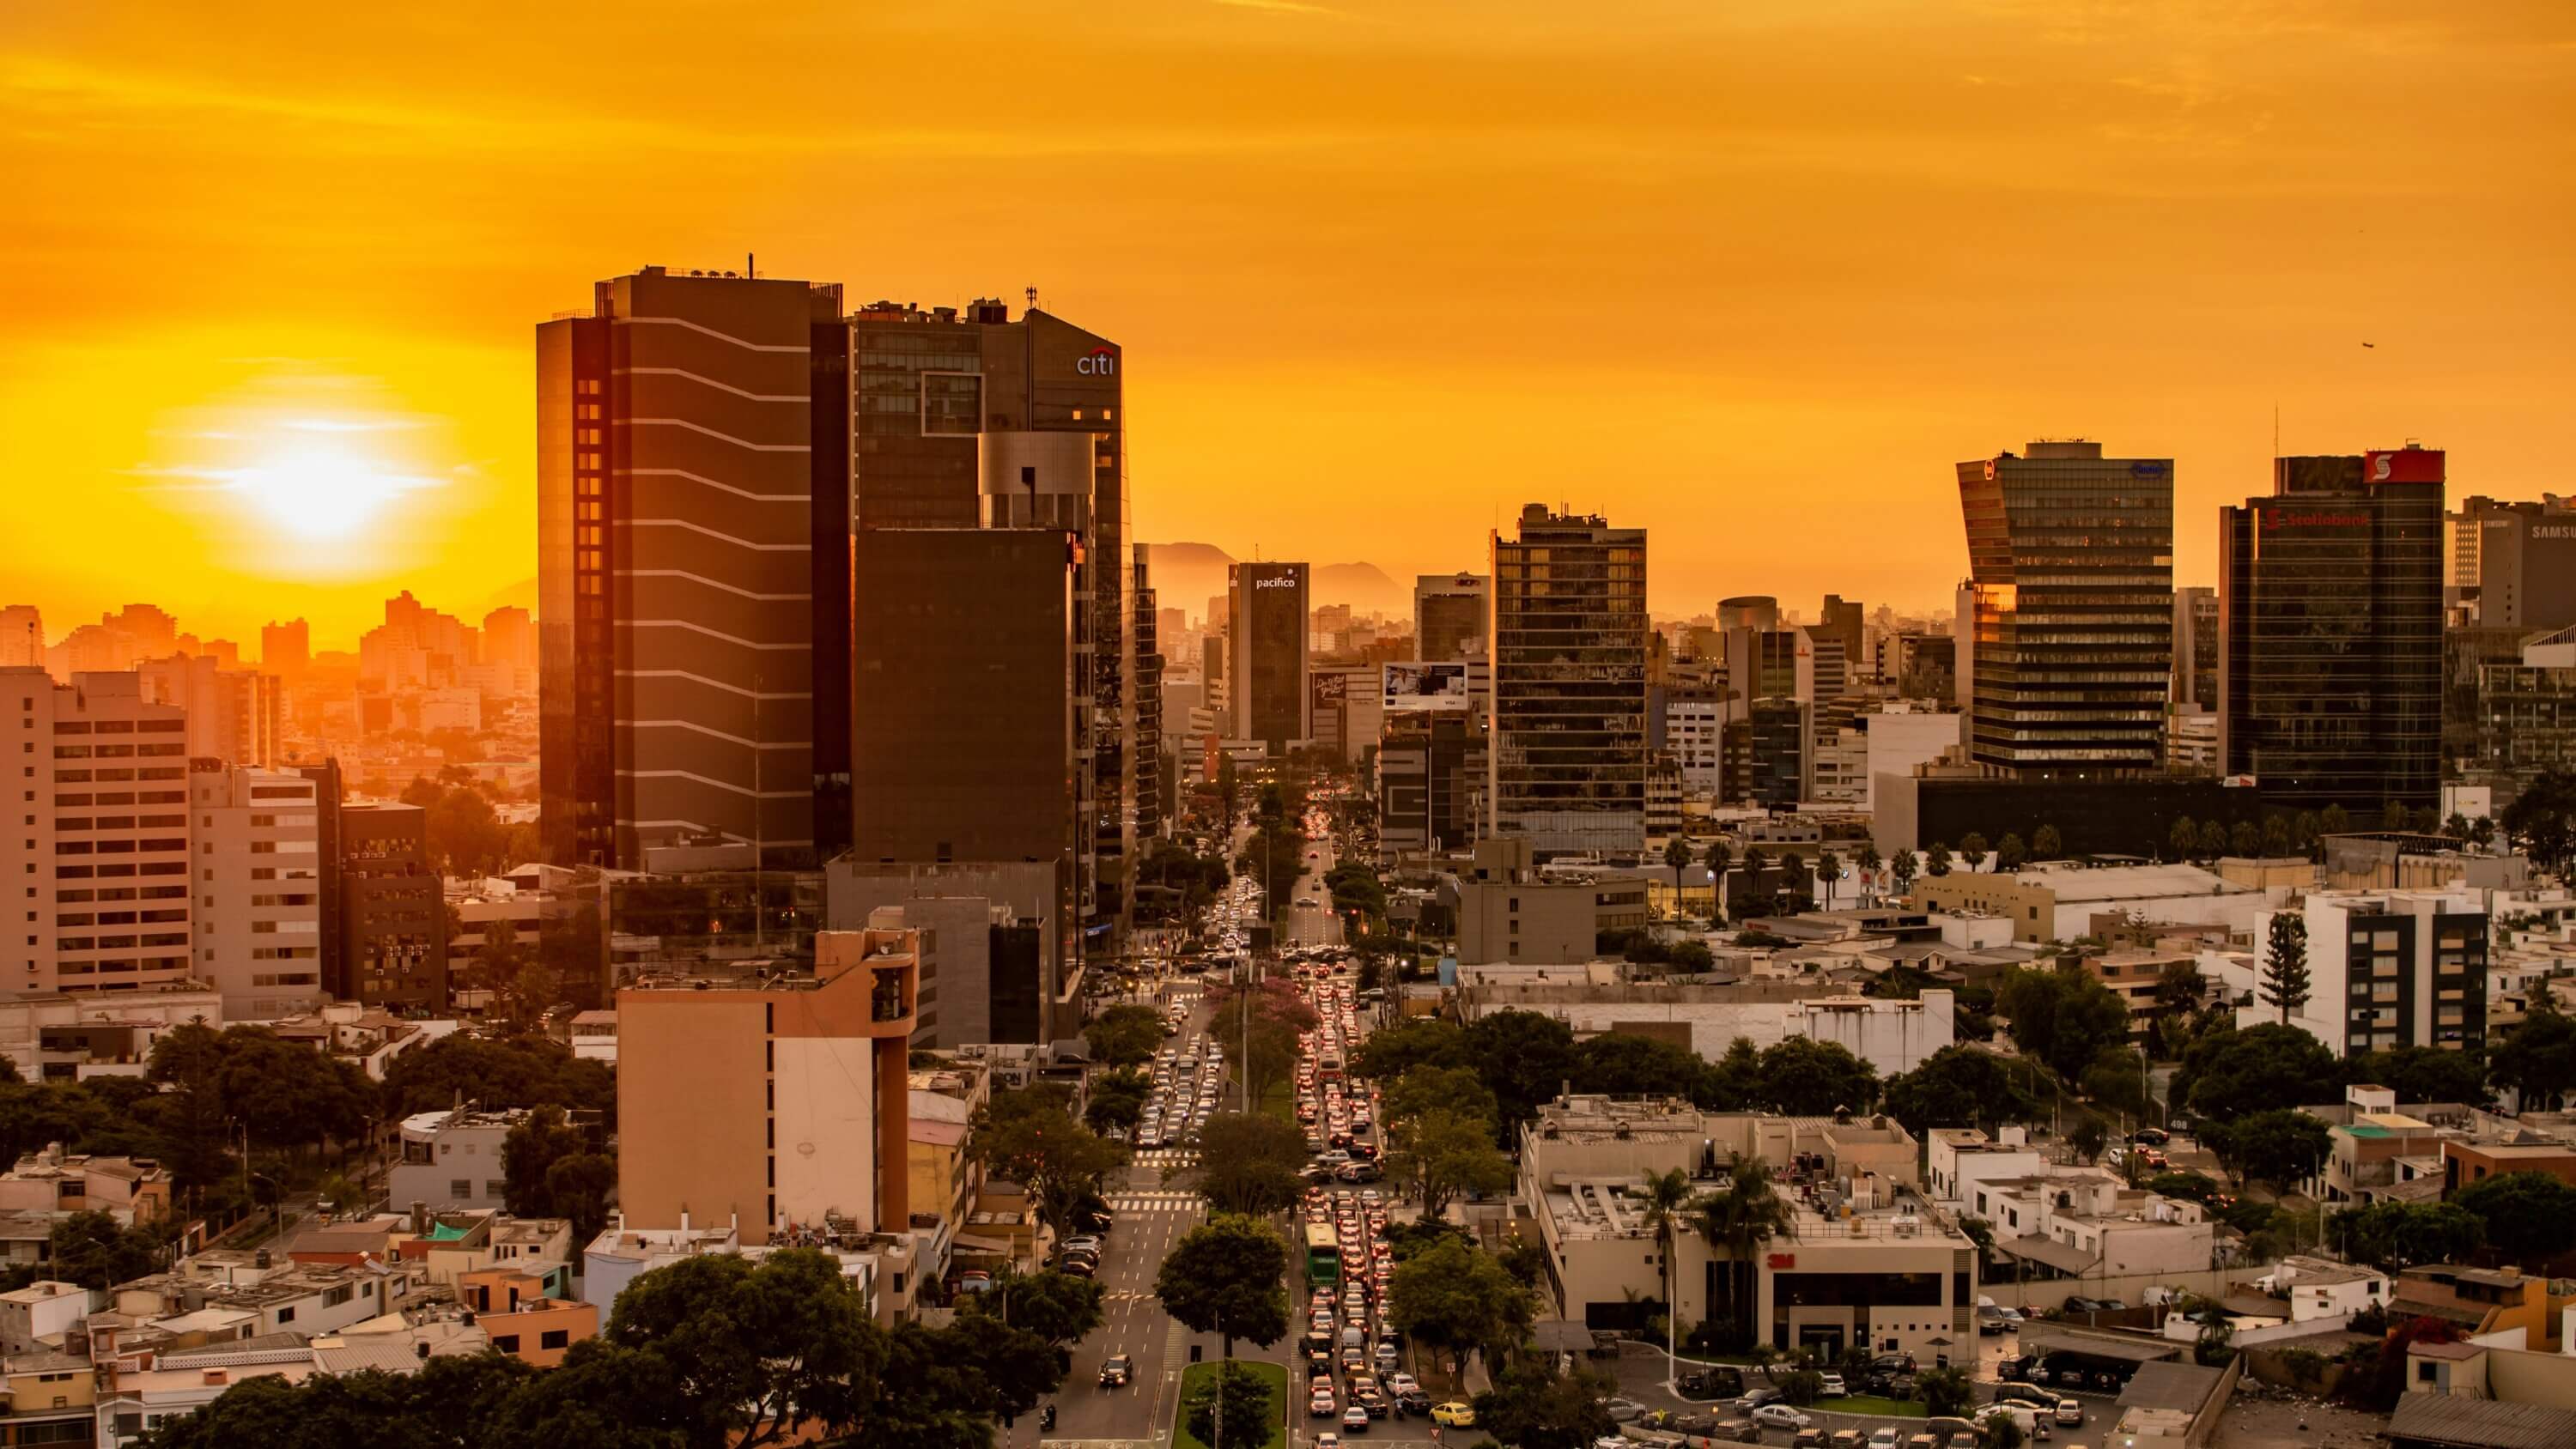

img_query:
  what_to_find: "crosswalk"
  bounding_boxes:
[1132,1149,1200,1167]
[1111,1191,1204,1212]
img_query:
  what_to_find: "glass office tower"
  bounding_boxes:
[1487,504,1649,859]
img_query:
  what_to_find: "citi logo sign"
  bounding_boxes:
[1076,347,1118,377]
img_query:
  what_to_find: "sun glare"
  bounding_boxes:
[215,429,436,544]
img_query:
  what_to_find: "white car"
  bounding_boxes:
[1867,1432,1900,1449]
[1749,1404,1814,1431]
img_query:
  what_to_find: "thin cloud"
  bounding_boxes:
[1214,0,1340,14]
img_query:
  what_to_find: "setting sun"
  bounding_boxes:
[228,435,425,542]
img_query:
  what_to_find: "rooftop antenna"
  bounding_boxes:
[747,252,755,280]
[2273,403,2280,458]
[1025,285,1038,315]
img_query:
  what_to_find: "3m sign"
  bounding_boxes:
[1767,1252,1796,1270]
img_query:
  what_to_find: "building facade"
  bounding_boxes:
[2273,888,2488,1058]
[188,764,325,1020]
[1955,440,2174,777]
[339,803,449,1011]
[1226,562,1309,753]
[1488,506,1648,858]
[1414,573,1490,663]
[1,670,195,995]
[2220,446,2445,816]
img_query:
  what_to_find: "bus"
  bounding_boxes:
[1304,1222,1340,1289]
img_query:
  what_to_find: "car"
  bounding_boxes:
[1751,1405,1814,1431]
[1394,1388,1432,1415]
[1601,1397,1646,1424]
[1060,1236,1103,1257]
[1344,1405,1372,1432]
[1735,1385,1783,1410]
[1098,1355,1132,1387]
[2130,1127,2171,1146]
[1993,1385,2058,1411]
[1818,1373,1845,1397]
[1316,1436,1340,1449]
[1868,1431,1902,1449]
[1309,1388,1338,1418]
[1710,1420,1761,1444]
[1387,1373,1420,1396]
[1430,1402,1477,1428]
[2056,1398,2085,1427]
[1997,1355,2039,1383]
[1056,1256,1096,1277]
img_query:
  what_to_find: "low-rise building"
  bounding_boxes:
[459,1265,598,1368]
[1446,840,1649,966]
[568,1009,617,1064]
[1518,1094,1975,1362]
[0,1345,95,1445]
[0,1147,173,1225]
[389,1107,531,1214]
[908,1064,990,1288]
[1913,863,2262,945]
[1457,978,1955,1079]
[0,1281,94,1355]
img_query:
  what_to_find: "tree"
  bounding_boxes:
[1635,1167,1697,1378]
[2169,816,2198,863]
[2067,1113,2109,1165]
[380,1034,616,1125]
[1993,965,2133,1082]
[2229,820,2261,857]
[1753,1038,1877,1116]
[1188,1111,1309,1217]
[2259,913,2311,1023]
[2177,1023,2338,1122]
[602,1247,885,1446]
[2154,961,2208,1015]
[1994,834,2026,872]
[1387,1233,1535,1369]
[2207,1108,2330,1191]
[2330,1199,2486,1272]
[2342,1046,2486,1106]
[1692,1157,1795,1353]
[2293,811,2322,854]
[1917,1366,1973,1418]
[1156,1215,1291,1365]
[1815,850,1843,910]
[1386,1106,1514,1219]
[2451,1172,2576,1267]
[2079,1046,2150,1121]
[46,1210,164,1289]
[2262,815,2293,858]
[1352,1018,1473,1082]
[2192,1306,2236,1367]
[1856,843,1884,903]
[1571,1032,1716,1104]
[967,1084,1131,1235]
[1664,838,1695,919]
[1959,833,1990,874]
[1702,840,1734,922]
[2032,825,2063,860]
[1382,1064,1499,1137]
[1924,841,1952,877]
[1182,1361,1273,1449]
[1463,1010,1581,1137]
[1889,847,1917,898]
[1472,1362,1618,1449]
[2488,997,2576,1112]
[1881,1046,2044,1138]
[1083,1005,1166,1069]
[1086,1067,1152,1135]
[501,1106,615,1247]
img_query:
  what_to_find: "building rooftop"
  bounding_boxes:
[2386,1393,2576,1449]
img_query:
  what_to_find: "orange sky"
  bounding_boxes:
[4,1,2571,651]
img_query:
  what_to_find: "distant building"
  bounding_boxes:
[1957,440,2174,778]
[1413,573,1489,663]
[2220,447,2445,816]
[338,803,450,1011]
[391,1106,543,1214]
[1912,862,2260,945]
[1445,840,1648,965]
[1488,506,1649,858]
[1229,561,1310,752]
[188,765,325,1019]
[2259,888,2488,1058]
[2450,494,2576,632]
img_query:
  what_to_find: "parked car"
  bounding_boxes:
[1817,1373,1846,1397]
[2057,1398,2086,1426]
[1602,1397,1647,1424]
[1993,1385,2059,1411]
[1751,1405,1814,1431]
[1736,1385,1783,1410]
[1997,1355,2040,1382]
[1710,1420,1762,1444]
[1867,1431,1902,1449]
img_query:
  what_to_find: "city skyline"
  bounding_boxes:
[8,3,2571,642]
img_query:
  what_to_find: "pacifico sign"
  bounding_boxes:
[1076,346,1118,377]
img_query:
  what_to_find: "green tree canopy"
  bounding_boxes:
[2341,1046,2487,1106]
[2206,1108,2330,1191]
[1387,1233,1536,1368]
[1472,1362,1619,1449]
[380,1033,616,1126]
[2178,1023,2338,1121]
[1083,1005,1167,1069]
[1753,1037,1879,1116]
[2330,1199,2486,1272]
[1182,1361,1275,1449]
[967,1084,1130,1235]
[1155,1214,1291,1361]
[2451,1171,2576,1267]
[2488,999,2576,1112]
[1385,1105,1516,1219]
[1994,965,2134,1081]
[2259,913,2312,1023]
[1881,1046,2045,1138]
[1188,1110,1309,1216]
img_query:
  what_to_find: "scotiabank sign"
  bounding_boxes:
[2365,448,2444,484]
[2263,509,2370,530]
[1076,346,1117,377]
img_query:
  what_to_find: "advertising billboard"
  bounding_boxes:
[2364,448,2445,485]
[1382,662,1473,712]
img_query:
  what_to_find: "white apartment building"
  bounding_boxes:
[136,654,281,769]
[2256,888,2490,1059]
[1662,694,1728,796]
[3,670,196,994]
[1861,709,1965,811]
[190,766,325,1019]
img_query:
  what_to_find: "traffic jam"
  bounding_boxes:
[1293,968,1474,1437]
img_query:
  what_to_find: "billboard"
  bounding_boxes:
[2364,448,2445,485]
[1382,662,1473,712]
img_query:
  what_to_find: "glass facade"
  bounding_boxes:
[2220,450,2444,815]
[1956,442,2173,776]
[1230,562,1309,750]
[1489,507,1648,858]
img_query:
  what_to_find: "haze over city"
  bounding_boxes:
[9,2,2573,644]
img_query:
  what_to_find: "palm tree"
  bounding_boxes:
[1694,1156,1797,1355]
[1856,844,1883,905]
[1637,1167,1699,1390]
[1815,850,1842,911]
[1664,838,1695,923]
[1703,840,1734,923]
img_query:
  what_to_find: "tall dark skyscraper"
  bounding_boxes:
[1487,504,1649,858]
[539,271,1133,897]
[2220,446,2445,815]
[1229,561,1309,752]
[538,268,835,870]
[1956,440,2174,777]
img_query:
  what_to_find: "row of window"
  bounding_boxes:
[52,815,186,831]
[52,767,187,783]
[50,743,185,759]
[57,886,185,902]
[54,791,185,807]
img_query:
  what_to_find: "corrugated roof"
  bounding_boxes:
[1998,1234,2099,1275]
[2018,1325,2181,1364]
[2389,1393,2576,1449]
[2117,1361,2224,1415]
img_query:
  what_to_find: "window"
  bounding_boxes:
[486,1179,507,1197]
[276,1306,295,1324]
[452,1178,471,1198]
[541,1329,569,1350]
[494,1335,520,1353]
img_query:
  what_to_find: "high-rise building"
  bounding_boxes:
[260,618,309,677]
[2171,586,2219,710]
[1815,594,1865,683]
[1414,573,1489,664]
[0,607,41,670]
[137,654,281,768]
[340,802,449,1010]
[1715,596,1777,631]
[1956,440,2174,777]
[1133,545,1163,844]
[1487,504,1648,858]
[617,925,917,1245]
[481,605,537,671]
[1229,562,1310,752]
[0,670,195,994]
[2447,494,2576,632]
[539,270,1133,893]
[2220,446,2445,815]
[189,765,325,1019]
[2265,889,2487,1058]
[538,268,833,871]
[1378,710,1483,863]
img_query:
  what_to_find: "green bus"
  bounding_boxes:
[1304,1222,1340,1289]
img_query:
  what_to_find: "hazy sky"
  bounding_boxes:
[4,1,2571,649]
